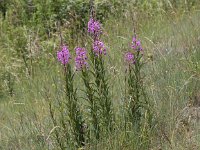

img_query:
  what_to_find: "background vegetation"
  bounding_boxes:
[0,0,200,149]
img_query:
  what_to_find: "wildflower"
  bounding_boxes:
[57,45,71,65]
[132,36,142,51]
[88,18,102,36]
[125,52,135,64]
[75,47,88,71]
[93,40,106,56]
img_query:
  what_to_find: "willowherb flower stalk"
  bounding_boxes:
[75,46,101,140]
[81,69,100,140]
[75,47,89,71]
[88,17,113,134]
[56,44,85,147]
[128,34,152,148]
[124,34,146,130]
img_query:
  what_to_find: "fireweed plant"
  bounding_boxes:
[51,16,151,149]
[75,46,101,141]
[124,36,143,128]
[56,45,85,148]
[124,35,152,137]
[88,18,114,133]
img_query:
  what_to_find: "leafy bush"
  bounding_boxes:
[1,0,123,35]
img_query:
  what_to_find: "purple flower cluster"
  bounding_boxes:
[125,52,135,64]
[57,45,71,65]
[93,40,106,56]
[125,36,143,64]
[88,18,107,57]
[132,37,142,51]
[75,47,88,71]
[88,18,102,37]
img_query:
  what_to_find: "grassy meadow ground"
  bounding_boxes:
[0,2,200,150]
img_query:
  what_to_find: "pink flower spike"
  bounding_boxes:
[57,45,71,65]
